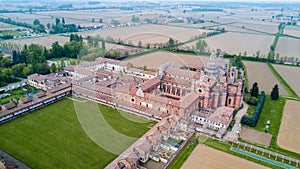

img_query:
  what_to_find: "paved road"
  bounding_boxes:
[224,102,249,142]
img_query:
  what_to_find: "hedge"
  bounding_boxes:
[241,91,266,127]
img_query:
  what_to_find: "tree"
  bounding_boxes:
[195,40,207,53]
[55,18,60,25]
[62,17,65,24]
[87,36,93,46]
[271,84,279,100]
[168,38,175,47]
[92,18,95,22]
[101,39,106,49]
[12,63,26,77]
[138,40,142,47]
[33,19,40,25]
[60,59,66,68]
[99,18,103,23]
[47,23,51,29]
[250,82,259,98]
[37,62,50,75]
[50,63,57,73]
[50,41,64,58]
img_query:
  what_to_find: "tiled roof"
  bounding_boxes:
[180,92,199,108]
[19,95,32,104]
[141,76,160,91]
[34,91,46,98]
[208,107,234,125]
[2,101,16,110]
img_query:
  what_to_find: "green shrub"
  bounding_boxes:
[241,91,266,127]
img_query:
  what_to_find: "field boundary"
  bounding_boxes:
[267,63,299,98]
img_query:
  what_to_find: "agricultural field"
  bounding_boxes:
[78,24,211,46]
[181,145,269,169]
[202,32,274,56]
[284,26,300,38]
[277,100,300,154]
[0,98,154,168]
[8,35,70,48]
[272,64,300,96]
[244,61,288,96]
[128,51,210,69]
[240,127,272,146]
[276,37,300,59]
[0,22,27,31]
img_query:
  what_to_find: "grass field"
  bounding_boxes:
[277,100,300,154]
[0,98,154,168]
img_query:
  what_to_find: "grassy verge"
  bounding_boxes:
[240,95,300,159]
[268,63,299,98]
[0,98,154,168]
[167,136,199,169]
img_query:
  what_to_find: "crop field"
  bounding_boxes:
[240,127,272,146]
[244,61,288,96]
[78,24,211,46]
[181,145,269,169]
[272,64,300,96]
[0,22,27,31]
[8,35,70,48]
[276,37,300,59]
[128,51,210,69]
[277,100,300,154]
[203,32,274,56]
[0,98,154,168]
[284,26,300,38]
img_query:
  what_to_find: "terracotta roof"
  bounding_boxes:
[2,101,16,110]
[49,83,71,93]
[19,95,32,104]
[34,91,46,98]
[73,66,94,76]
[141,76,160,91]
[208,107,234,125]
[64,65,74,72]
[145,93,180,107]
[133,140,151,159]
[180,92,199,108]
[28,73,46,82]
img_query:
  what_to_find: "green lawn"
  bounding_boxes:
[0,98,154,168]
[167,136,199,169]
[0,86,37,105]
